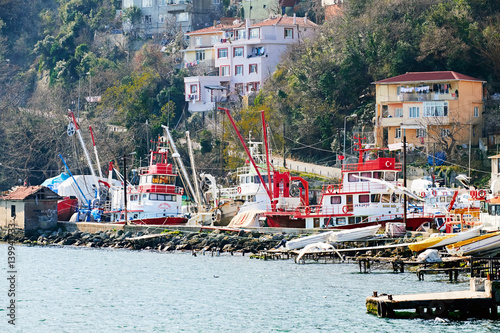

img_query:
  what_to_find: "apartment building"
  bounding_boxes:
[184,15,318,112]
[373,71,485,149]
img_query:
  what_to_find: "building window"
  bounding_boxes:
[190,85,197,94]
[236,30,246,40]
[159,0,167,6]
[220,65,230,76]
[249,64,257,74]
[234,47,244,57]
[423,102,448,117]
[142,0,152,7]
[11,205,16,217]
[284,28,293,39]
[409,107,419,118]
[143,15,152,24]
[177,12,188,22]
[474,106,479,117]
[395,128,401,139]
[213,0,221,4]
[123,0,134,8]
[211,36,218,45]
[196,50,205,61]
[249,28,260,39]
[218,48,228,58]
[441,128,451,137]
[416,129,426,138]
[235,65,243,76]
[247,82,259,93]
[235,83,244,95]
[395,108,403,118]
[195,37,202,46]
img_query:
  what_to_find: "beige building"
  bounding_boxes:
[374,71,485,151]
[0,186,60,233]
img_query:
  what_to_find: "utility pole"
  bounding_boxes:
[123,154,128,225]
[403,134,407,225]
[283,122,286,168]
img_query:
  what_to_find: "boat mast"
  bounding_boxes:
[162,125,199,205]
[89,125,103,178]
[261,111,273,199]
[68,111,96,179]
[186,131,203,209]
[218,107,274,205]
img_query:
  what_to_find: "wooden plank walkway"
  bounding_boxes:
[367,278,500,319]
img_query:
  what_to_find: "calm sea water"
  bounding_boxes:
[1,244,500,332]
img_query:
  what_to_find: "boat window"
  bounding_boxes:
[152,175,176,185]
[373,172,382,179]
[381,194,391,203]
[336,217,346,225]
[355,216,362,224]
[143,194,147,199]
[240,177,245,184]
[150,194,158,200]
[430,198,436,204]
[348,217,355,224]
[371,194,380,202]
[360,172,371,181]
[330,196,341,204]
[385,172,396,181]
[359,195,370,203]
[348,173,359,182]
[391,194,398,203]
[146,175,152,183]
[446,197,452,202]
[246,176,251,183]
[254,176,260,183]
[440,197,446,203]
[325,218,333,227]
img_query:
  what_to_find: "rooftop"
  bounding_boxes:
[374,71,485,84]
[1,186,59,201]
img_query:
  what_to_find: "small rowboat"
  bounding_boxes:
[408,227,481,252]
[446,231,500,256]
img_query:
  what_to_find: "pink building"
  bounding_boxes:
[184,15,318,112]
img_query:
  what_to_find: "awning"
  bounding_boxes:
[204,85,228,90]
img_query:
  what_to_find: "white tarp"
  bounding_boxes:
[57,175,120,206]
[227,210,265,228]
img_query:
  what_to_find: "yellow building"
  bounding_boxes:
[374,71,485,151]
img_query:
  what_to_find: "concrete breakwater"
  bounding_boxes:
[0,225,290,254]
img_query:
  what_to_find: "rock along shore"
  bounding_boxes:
[0,226,292,254]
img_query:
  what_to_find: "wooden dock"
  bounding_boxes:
[367,276,500,319]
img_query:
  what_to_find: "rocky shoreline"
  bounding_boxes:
[0,226,417,259]
[0,227,291,254]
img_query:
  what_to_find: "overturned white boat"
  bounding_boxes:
[285,231,334,250]
[329,224,381,243]
[295,242,335,262]
[446,231,500,256]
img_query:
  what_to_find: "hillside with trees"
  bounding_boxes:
[1,0,500,190]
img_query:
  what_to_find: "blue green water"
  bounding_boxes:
[1,244,500,332]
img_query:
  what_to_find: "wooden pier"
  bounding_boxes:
[367,258,500,319]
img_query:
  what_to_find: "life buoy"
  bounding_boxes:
[420,192,426,198]
[342,205,349,214]
[127,187,132,194]
[432,190,437,197]
[327,185,334,193]
[237,186,242,194]
[478,189,487,199]
[304,207,311,215]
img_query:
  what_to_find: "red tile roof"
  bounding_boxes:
[187,22,245,35]
[252,16,318,28]
[374,71,484,84]
[1,186,59,201]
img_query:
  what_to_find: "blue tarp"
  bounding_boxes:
[428,151,446,166]
[41,172,71,193]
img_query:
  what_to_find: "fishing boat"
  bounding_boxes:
[104,135,187,225]
[408,227,482,252]
[478,196,500,232]
[446,231,500,256]
[220,107,433,231]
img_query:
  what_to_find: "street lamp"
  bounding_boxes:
[343,114,357,164]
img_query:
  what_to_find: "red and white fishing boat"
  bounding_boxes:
[105,136,187,225]
[221,107,433,230]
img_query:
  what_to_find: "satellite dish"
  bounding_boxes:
[67,122,76,136]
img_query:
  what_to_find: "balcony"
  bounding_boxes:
[379,92,459,103]
[161,0,192,13]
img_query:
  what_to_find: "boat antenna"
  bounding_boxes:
[89,125,103,178]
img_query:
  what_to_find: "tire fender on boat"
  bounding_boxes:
[420,192,426,198]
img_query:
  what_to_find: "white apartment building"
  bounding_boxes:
[184,15,318,112]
